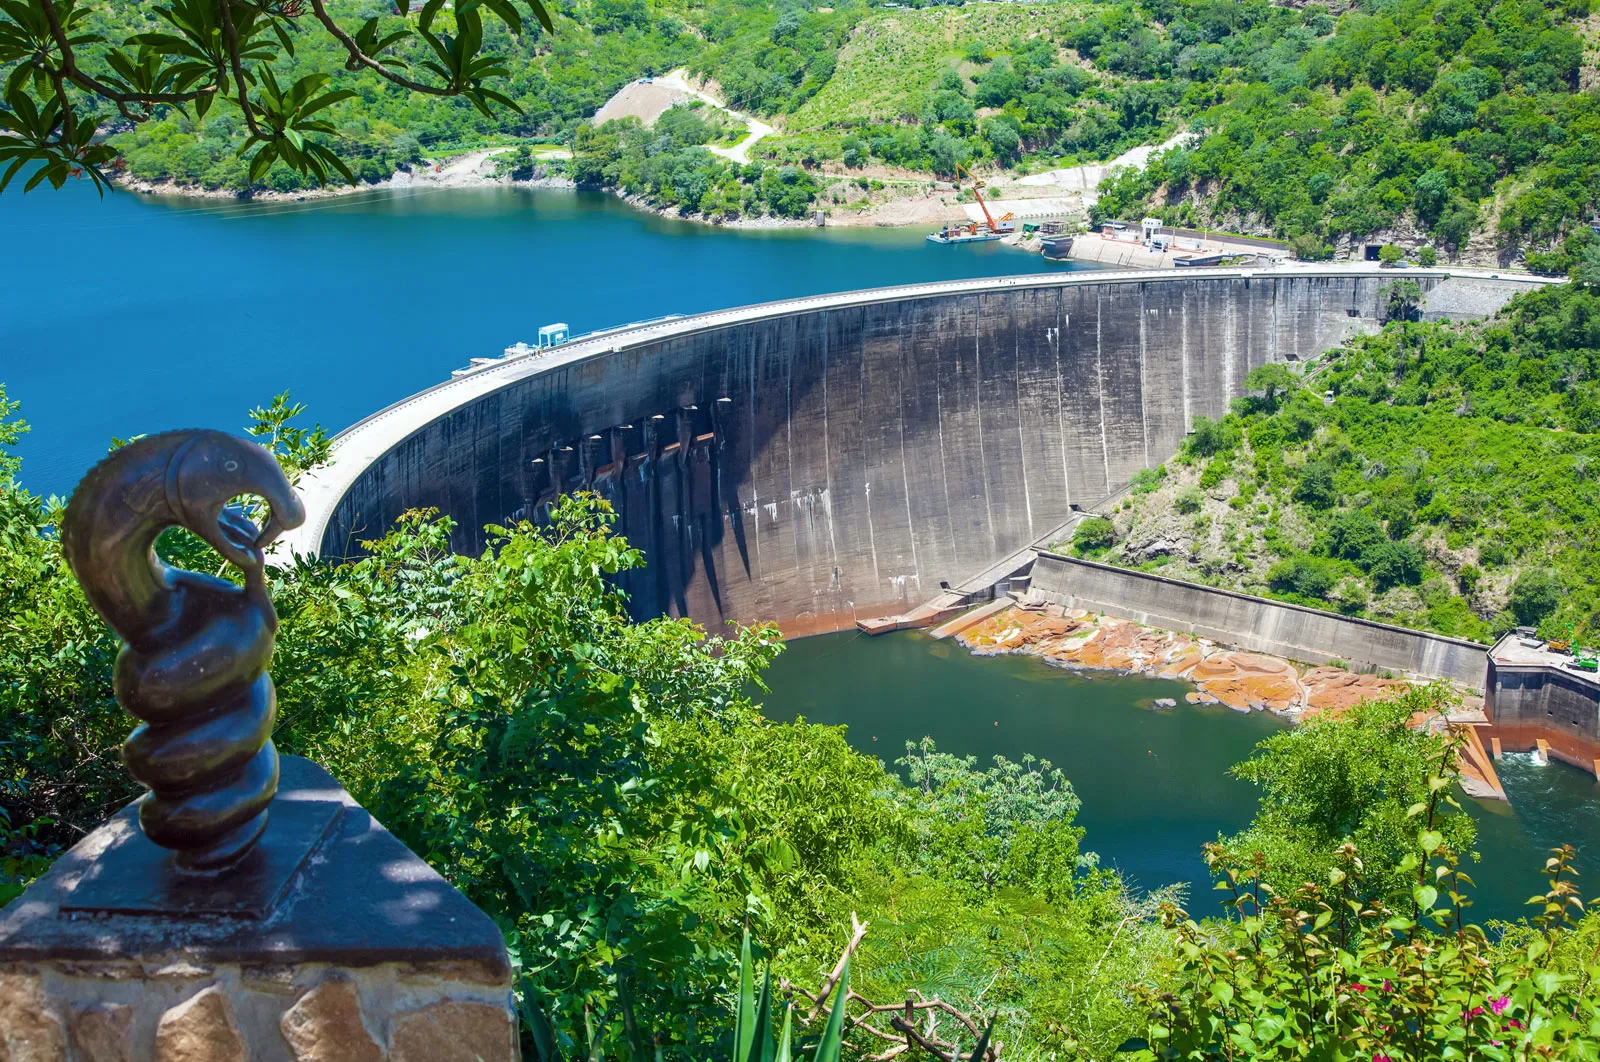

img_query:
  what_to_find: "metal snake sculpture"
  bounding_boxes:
[61,430,305,871]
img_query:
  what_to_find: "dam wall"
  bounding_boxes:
[1028,552,1489,689]
[298,268,1543,634]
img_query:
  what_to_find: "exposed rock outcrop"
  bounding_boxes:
[958,606,1407,715]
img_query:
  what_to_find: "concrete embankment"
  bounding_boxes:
[1485,637,1600,776]
[1028,552,1490,689]
[1058,231,1289,270]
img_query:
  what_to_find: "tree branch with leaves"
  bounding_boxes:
[0,0,551,193]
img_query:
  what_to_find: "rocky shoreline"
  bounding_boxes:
[957,604,1412,717]
[110,147,978,232]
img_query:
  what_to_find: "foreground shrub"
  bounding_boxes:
[1133,840,1600,1061]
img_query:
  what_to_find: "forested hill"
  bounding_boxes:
[99,0,1598,259]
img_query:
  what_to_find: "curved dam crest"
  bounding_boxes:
[288,268,1538,634]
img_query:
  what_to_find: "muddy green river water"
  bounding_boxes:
[761,631,1600,924]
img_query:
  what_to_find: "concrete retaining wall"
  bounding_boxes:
[1029,552,1489,689]
[1486,661,1600,746]
[314,270,1540,634]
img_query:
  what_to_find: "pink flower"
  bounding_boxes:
[1382,980,1394,993]
[1375,1056,1392,1062]
[1464,1006,1485,1020]
[1509,1019,1525,1030]
[1351,984,1368,994]
[1490,996,1511,1015]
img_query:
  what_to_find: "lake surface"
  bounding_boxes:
[0,184,1094,499]
[759,631,1600,924]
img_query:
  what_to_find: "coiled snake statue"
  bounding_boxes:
[61,430,305,871]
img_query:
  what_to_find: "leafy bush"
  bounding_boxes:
[1175,486,1203,515]
[1073,517,1115,554]
[1223,686,1473,906]
[1325,509,1387,564]
[1382,279,1424,323]
[1241,364,1300,415]
[1132,840,1600,1062]
[1293,462,1337,508]
[1511,568,1562,626]
[1267,556,1339,600]
[1188,416,1236,457]
[1130,466,1165,494]
[1364,539,1426,591]
[1290,233,1334,261]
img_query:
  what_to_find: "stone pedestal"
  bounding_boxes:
[0,757,518,1062]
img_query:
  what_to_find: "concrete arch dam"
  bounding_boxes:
[285,268,1536,634]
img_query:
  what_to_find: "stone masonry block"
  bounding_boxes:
[390,999,516,1062]
[0,972,67,1062]
[69,1002,133,1062]
[154,985,245,1062]
[279,978,381,1062]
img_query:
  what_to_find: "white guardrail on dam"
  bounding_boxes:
[277,264,1551,561]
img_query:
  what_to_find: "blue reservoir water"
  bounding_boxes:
[0,183,1093,499]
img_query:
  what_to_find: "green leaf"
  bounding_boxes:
[526,0,554,33]
[755,968,776,1062]
[1414,884,1438,910]
[774,1003,792,1062]
[518,982,562,1062]
[298,89,357,120]
[814,957,849,1062]
[734,928,756,1062]
[247,144,276,184]
[1419,830,1444,854]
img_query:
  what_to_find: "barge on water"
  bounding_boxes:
[926,223,1009,244]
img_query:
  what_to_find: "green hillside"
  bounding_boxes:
[785,4,1089,126]
[17,0,1600,251]
[1089,272,1600,645]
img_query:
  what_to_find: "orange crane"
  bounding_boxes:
[955,161,1014,233]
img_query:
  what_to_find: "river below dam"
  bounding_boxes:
[761,631,1600,925]
[5,183,1598,927]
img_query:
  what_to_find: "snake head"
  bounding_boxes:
[170,432,306,571]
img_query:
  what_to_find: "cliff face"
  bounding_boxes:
[318,272,1530,633]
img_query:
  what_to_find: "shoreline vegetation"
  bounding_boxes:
[89,0,1600,267]
[110,138,985,232]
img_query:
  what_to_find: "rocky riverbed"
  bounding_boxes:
[957,604,1410,716]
